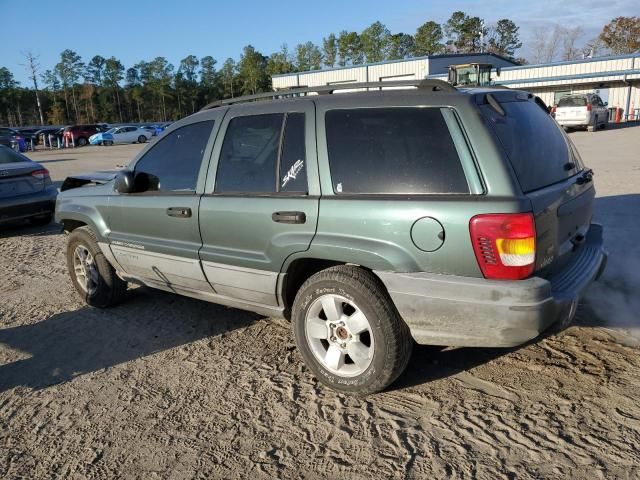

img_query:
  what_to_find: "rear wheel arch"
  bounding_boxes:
[281,257,391,319]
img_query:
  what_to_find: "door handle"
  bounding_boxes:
[272,211,306,224]
[166,207,192,218]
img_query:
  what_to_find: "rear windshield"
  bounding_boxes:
[481,100,577,193]
[325,107,469,194]
[0,146,28,164]
[558,96,587,107]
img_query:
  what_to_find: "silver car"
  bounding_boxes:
[554,93,609,132]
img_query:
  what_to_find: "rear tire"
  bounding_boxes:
[292,265,413,396]
[138,135,146,143]
[66,227,127,308]
[104,140,113,146]
[77,137,88,146]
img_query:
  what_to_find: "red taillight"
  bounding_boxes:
[31,168,50,180]
[587,103,592,112]
[469,213,536,280]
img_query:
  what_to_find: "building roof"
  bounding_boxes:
[271,52,519,78]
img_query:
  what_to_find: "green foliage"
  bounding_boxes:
[413,21,443,56]
[387,33,415,60]
[488,19,522,59]
[238,45,268,95]
[445,11,485,53]
[322,34,338,67]
[360,21,391,62]
[295,42,323,71]
[338,31,364,66]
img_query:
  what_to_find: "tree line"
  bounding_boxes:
[1,13,638,127]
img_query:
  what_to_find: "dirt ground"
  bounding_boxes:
[1,126,640,479]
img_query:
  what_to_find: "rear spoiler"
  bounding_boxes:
[60,170,119,191]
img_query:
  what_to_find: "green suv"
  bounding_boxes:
[55,80,607,395]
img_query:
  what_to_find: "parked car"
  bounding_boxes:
[36,127,63,146]
[0,127,26,152]
[89,126,152,145]
[63,124,108,146]
[16,128,40,147]
[0,145,57,226]
[553,93,609,132]
[55,80,607,395]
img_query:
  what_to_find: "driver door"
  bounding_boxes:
[107,117,221,293]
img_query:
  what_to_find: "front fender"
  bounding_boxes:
[55,195,112,242]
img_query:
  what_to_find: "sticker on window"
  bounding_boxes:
[281,159,304,189]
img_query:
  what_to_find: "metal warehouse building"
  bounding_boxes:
[272,53,640,120]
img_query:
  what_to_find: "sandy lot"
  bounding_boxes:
[1,126,639,479]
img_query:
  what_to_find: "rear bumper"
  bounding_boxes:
[376,224,607,347]
[0,185,58,223]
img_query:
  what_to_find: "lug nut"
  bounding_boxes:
[330,336,336,342]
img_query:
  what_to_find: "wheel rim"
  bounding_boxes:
[73,245,98,295]
[305,294,375,377]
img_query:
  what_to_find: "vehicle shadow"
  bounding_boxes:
[36,158,75,164]
[0,288,262,393]
[0,220,60,239]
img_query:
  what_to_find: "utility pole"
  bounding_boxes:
[22,51,45,125]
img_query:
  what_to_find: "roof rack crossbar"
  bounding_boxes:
[200,79,456,110]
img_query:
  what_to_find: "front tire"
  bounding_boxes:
[77,137,88,146]
[292,265,413,395]
[137,135,147,143]
[66,227,127,308]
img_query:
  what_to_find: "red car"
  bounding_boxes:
[62,124,108,147]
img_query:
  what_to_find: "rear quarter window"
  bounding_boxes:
[325,107,469,194]
[558,96,587,107]
[480,100,576,193]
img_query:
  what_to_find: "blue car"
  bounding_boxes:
[0,145,57,226]
[0,127,27,152]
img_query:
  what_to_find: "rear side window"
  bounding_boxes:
[481,100,574,193]
[279,113,307,193]
[325,108,469,194]
[558,96,587,107]
[0,146,28,164]
[215,114,283,193]
[134,120,214,192]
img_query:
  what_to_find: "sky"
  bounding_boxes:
[1,0,637,85]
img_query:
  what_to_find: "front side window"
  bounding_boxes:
[325,108,469,194]
[133,120,214,193]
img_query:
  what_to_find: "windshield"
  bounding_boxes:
[558,96,587,107]
[106,128,117,134]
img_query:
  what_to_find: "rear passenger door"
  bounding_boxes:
[199,101,319,306]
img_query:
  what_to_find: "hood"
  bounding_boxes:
[60,170,119,191]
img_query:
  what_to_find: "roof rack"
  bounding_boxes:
[200,79,457,110]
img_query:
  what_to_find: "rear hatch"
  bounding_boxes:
[480,92,594,277]
[0,148,46,199]
[555,95,589,122]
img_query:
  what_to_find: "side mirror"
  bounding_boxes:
[114,170,135,194]
[604,102,608,106]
